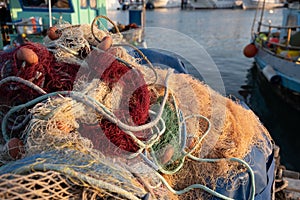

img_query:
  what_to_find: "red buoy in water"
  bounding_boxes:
[243,43,258,58]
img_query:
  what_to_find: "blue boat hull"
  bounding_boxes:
[254,46,300,111]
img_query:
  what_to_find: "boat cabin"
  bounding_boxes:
[0,0,107,49]
[280,5,300,46]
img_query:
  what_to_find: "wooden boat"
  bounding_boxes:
[0,0,147,49]
[241,0,285,9]
[0,0,107,49]
[244,1,300,111]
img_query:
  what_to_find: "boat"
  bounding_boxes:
[118,0,143,10]
[0,0,148,49]
[0,0,107,49]
[189,0,239,8]
[145,0,169,9]
[241,0,286,9]
[243,0,300,111]
[118,0,169,10]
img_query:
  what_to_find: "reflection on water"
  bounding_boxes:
[241,64,300,171]
[108,8,283,96]
[107,7,300,171]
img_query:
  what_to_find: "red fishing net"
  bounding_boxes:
[0,42,80,140]
[0,42,80,106]
[80,50,150,154]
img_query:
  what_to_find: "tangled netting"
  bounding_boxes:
[0,15,274,200]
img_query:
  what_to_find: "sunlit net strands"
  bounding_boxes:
[0,15,274,200]
[0,150,149,200]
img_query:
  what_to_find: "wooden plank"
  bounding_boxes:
[283,177,300,193]
[283,190,300,199]
[283,170,300,179]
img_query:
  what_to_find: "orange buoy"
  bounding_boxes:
[16,47,39,64]
[56,121,73,133]
[186,136,196,149]
[243,43,258,58]
[7,138,25,160]
[97,36,113,51]
[160,145,174,165]
[47,26,61,40]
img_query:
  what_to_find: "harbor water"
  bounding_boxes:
[107,7,300,172]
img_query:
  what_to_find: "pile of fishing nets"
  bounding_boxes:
[0,15,274,199]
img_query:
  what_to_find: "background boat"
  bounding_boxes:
[0,0,107,49]
[241,0,286,9]
[118,0,172,10]
[146,0,170,9]
[189,0,238,9]
[244,1,300,111]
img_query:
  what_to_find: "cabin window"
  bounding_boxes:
[80,0,97,9]
[287,15,297,28]
[80,0,87,8]
[287,15,297,26]
[19,0,74,12]
[90,0,96,8]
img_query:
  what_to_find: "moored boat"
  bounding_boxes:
[146,0,169,9]
[0,0,107,49]
[241,0,286,9]
[244,1,300,111]
[118,0,169,10]
[189,0,238,9]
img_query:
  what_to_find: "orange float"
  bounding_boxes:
[16,47,39,64]
[160,145,174,165]
[97,36,113,51]
[243,43,258,58]
[47,26,61,40]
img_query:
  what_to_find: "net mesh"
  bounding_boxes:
[138,68,273,199]
[0,16,274,200]
[0,149,150,200]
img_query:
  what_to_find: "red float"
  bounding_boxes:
[243,43,258,58]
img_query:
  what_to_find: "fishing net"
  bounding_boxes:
[0,15,274,200]
[137,68,273,199]
[0,42,80,142]
[0,149,150,200]
[44,24,91,64]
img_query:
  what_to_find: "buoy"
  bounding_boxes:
[160,145,174,165]
[16,47,39,64]
[97,36,113,51]
[186,136,196,149]
[243,43,258,58]
[56,121,73,133]
[47,26,61,40]
[7,138,25,160]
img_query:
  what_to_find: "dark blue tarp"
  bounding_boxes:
[130,48,188,74]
